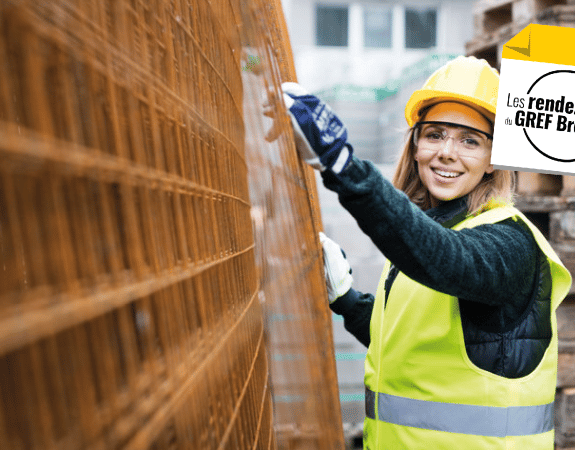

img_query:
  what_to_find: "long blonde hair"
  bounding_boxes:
[392,128,515,215]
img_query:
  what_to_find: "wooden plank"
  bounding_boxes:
[516,171,562,195]
[514,195,575,213]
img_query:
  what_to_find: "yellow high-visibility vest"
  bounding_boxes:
[364,205,571,450]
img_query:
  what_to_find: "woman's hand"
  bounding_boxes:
[319,232,353,303]
[282,83,353,173]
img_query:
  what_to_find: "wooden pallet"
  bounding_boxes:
[516,171,562,195]
[515,171,575,196]
[473,0,514,37]
[473,0,565,37]
[467,6,575,69]
[472,0,575,47]
[465,27,516,68]
[564,175,575,195]
[535,3,575,25]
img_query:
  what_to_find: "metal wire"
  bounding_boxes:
[0,0,344,449]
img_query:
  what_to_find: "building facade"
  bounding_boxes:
[284,0,476,92]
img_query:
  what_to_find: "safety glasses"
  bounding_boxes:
[413,121,493,157]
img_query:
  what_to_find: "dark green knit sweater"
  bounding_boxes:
[323,157,538,349]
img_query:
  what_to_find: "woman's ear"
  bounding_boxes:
[485,164,494,174]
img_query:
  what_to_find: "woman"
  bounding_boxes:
[282,56,571,449]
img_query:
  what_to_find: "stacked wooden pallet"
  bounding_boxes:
[514,173,575,282]
[466,0,575,68]
[514,176,575,449]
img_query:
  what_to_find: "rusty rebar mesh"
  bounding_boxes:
[240,2,345,449]
[0,0,344,449]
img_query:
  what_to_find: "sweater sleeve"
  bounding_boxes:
[329,288,374,347]
[321,157,538,306]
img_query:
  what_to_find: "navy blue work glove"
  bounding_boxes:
[282,82,353,174]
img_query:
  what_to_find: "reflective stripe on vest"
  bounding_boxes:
[365,387,554,437]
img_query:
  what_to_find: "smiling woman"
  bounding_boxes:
[281,55,572,449]
[413,102,494,206]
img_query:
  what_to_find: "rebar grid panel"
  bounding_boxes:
[240,1,344,449]
[0,0,344,449]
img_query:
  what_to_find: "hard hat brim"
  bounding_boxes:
[405,89,496,128]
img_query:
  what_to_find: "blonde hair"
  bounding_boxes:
[392,128,515,216]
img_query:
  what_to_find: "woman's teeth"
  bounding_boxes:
[433,168,461,178]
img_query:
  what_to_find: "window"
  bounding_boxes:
[405,8,436,49]
[316,5,349,47]
[364,8,392,48]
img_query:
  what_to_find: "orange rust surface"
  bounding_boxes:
[0,0,344,449]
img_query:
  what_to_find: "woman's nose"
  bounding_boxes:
[437,136,457,159]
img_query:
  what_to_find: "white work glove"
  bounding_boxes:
[319,232,353,303]
[282,82,353,174]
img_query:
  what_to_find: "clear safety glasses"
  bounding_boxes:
[413,121,493,157]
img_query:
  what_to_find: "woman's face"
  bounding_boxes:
[414,102,494,208]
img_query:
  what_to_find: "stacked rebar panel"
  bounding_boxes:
[466,2,575,448]
[0,0,344,449]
